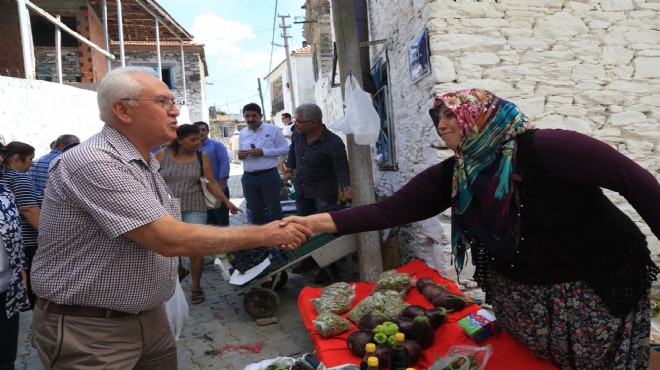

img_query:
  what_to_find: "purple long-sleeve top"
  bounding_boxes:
[330,129,660,282]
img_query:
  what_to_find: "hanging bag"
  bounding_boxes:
[197,151,222,209]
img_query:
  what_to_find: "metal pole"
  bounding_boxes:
[279,15,296,110]
[155,18,162,80]
[102,0,111,71]
[16,0,35,79]
[180,42,187,105]
[56,15,62,83]
[116,0,126,66]
[257,78,266,118]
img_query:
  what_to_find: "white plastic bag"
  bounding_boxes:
[331,74,380,145]
[165,280,189,341]
[242,356,296,370]
[428,345,493,370]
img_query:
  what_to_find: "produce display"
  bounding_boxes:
[299,260,560,370]
[309,269,478,368]
[311,281,356,314]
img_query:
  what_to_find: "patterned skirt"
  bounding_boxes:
[489,271,650,370]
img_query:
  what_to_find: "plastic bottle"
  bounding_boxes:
[365,356,380,370]
[389,332,409,370]
[360,343,378,370]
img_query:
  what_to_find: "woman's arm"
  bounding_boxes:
[534,129,660,240]
[20,206,40,229]
[202,152,240,214]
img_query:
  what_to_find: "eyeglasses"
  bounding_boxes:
[120,97,179,111]
[296,119,315,125]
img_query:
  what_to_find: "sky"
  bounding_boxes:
[157,0,307,117]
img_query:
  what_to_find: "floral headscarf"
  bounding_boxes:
[429,89,532,271]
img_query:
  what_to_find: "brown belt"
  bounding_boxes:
[36,297,136,318]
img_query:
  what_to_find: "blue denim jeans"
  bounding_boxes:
[241,168,283,225]
[207,187,230,226]
[181,211,207,225]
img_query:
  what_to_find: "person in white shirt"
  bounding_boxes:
[237,103,289,224]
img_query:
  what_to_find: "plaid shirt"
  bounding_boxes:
[286,126,350,198]
[28,148,61,204]
[31,125,180,314]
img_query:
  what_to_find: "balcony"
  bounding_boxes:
[271,95,284,114]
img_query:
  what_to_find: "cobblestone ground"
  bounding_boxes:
[15,163,323,370]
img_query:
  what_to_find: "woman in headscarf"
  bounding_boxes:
[284,89,660,369]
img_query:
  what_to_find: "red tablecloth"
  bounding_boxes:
[298,259,558,369]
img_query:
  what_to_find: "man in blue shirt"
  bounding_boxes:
[193,121,231,226]
[28,134,80,204]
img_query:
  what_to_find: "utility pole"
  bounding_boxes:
[257,78,266,118]
[331,0,383,282]
[279,15,296,111]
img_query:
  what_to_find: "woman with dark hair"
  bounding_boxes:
[285,89,660,369]
[156,124,239,305]
[0,141,30,370]
[0,141,39,310]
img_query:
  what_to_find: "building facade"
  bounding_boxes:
[304,0,660,281]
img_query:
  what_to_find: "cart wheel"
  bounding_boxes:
[261,270,288,291]
[244,288,280,318]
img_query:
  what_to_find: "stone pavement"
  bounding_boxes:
[14,162,326,370]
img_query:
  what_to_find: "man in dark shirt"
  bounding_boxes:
[284,103,351,216]
[284,103,351,280]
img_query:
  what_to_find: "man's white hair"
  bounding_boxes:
[97,66,158,122]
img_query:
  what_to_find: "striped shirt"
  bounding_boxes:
[28,148,62,204]
[239,122,289,172]
[31,125,180,314]
[0,169,39,249]
[158,148,206,212]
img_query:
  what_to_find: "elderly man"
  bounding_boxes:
[283,103,351,282]
[30,67,311,370]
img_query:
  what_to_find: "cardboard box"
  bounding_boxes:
[457,309,500,343]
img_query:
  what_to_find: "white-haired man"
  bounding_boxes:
[30,67,311,370]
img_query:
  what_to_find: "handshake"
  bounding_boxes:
[269,213,337,250]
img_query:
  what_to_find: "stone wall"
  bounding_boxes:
[0,76,103,157]
[308,0,660,285]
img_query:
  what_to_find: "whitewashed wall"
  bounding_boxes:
[316,0,660,287]
[0,77,103,157]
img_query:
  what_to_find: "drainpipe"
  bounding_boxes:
[353,0,375,94]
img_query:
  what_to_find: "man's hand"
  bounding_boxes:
[238,148,263,157]
[282,171,293,185]
[260,220,313,250]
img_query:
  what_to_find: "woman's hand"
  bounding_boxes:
[281,213,338,234]
[226,201,242,215]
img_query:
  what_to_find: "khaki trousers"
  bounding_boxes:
[32,303,177,370]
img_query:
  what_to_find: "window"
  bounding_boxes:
[161,67,174,89]
[372,53,397,171]
[31,16,77,47]
[134,64,174,89]
[222,126,230,138]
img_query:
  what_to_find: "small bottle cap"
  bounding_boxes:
[365,342,376,352]
[395,332,405,341]
[368,356,379,367]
